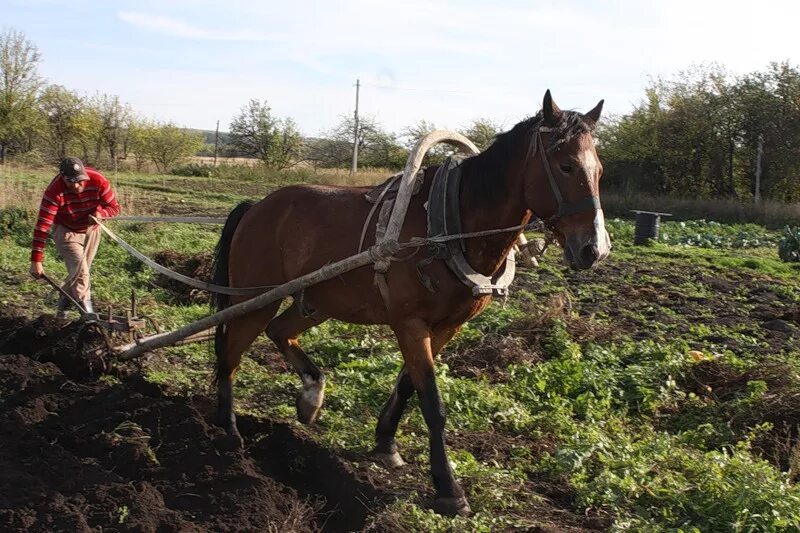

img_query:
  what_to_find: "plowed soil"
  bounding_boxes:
[0,312,593,532]
[0,314,387,533]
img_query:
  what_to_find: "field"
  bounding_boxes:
[1,168,800,532]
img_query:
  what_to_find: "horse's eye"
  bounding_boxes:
[559,164,572,173]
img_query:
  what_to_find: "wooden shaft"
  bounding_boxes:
[116,241,401,360]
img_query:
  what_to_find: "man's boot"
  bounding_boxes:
[56,295,69,320]
[82,299,94,314]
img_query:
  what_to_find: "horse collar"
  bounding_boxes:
[426,156,516,297]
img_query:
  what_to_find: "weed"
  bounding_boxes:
[117,505,129,524]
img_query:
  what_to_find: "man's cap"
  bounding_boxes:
[59,157,89,183]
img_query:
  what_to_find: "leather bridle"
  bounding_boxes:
[530,126,601,229]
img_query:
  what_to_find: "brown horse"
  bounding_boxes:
[211,91,609,516]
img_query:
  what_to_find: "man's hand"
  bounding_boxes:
[30,261,44,279]
[93,208,103,222]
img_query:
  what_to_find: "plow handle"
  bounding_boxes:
[40,273,88,315]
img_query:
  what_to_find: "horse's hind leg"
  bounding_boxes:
[266,300,328,424]
[216,303,281,440]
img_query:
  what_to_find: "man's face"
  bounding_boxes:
[63,176,86,193]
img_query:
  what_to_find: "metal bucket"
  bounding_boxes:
[632,211,671,245]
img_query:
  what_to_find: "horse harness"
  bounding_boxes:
[425,156,516,297]
[362,125,602,310]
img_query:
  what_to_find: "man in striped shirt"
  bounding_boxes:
[30,157,120,317]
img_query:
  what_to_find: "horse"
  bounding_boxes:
[211,90,610,516]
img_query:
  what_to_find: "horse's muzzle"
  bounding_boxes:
[564,234,610,270]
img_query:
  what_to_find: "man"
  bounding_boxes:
[29,157,120,317]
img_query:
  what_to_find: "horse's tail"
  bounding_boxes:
[212,200,255,382]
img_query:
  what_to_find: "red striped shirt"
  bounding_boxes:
[31,168,120,262]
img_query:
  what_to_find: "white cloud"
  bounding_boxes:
[117,11,276,42]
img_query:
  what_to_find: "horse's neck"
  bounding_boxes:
[459,169,529,277]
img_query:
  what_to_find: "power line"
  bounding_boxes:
[362,82,485,96]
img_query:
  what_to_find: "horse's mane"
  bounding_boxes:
[460,110,594,203]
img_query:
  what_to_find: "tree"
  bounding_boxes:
[229,99,302,169]
[599,66,744,198]
[401,120,448,166]
[734,62,800,201]
[73,103,103,165]
[311,114,406,169]
[598,62,800,201]
[134,123,203,172]
[88,93,131,168]
[459,118,502,151]
[0,28,42,163]
[39,85,85,161]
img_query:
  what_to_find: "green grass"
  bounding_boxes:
[2,167,800,531]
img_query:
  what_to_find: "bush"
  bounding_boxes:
[170,164,213,177]
[211,164,267,181]
[0,206,33,247]
[0,207,32,238]
[11,150,47,167]
[778,226,800,262]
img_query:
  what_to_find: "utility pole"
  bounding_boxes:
[213,120,220,167]
[754,134,763,204]
[350,78,360,177]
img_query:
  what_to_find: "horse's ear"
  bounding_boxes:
[543,89,561,124]
[585,99,604,124]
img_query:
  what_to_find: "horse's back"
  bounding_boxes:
[227,181,479,326]
[228,183,376,286]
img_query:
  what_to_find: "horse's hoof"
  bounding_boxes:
[296,399,321,425]
[215,414,243,446]
[433,496,472,517]
[214,432,243,451]
[370,449,405,468]
[296,376,325,425]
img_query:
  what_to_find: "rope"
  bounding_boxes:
[114,216,227,224]
[91,216,544,296]
[91,217,277,296]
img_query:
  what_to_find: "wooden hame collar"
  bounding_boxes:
[426,156,516,297]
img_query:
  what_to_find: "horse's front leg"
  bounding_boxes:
[393,319,471,517]
[373,325,461,469]
[372,366,414,467]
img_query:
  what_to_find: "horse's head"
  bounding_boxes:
[524,90,610,270]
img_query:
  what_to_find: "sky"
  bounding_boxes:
[3,0,799,137]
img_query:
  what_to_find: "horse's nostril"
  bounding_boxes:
[579,243,599,266]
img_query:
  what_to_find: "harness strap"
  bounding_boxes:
[559,195,601,216]
[358,174,398,253]
[427,157,518,297]
[535,129,601,220]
